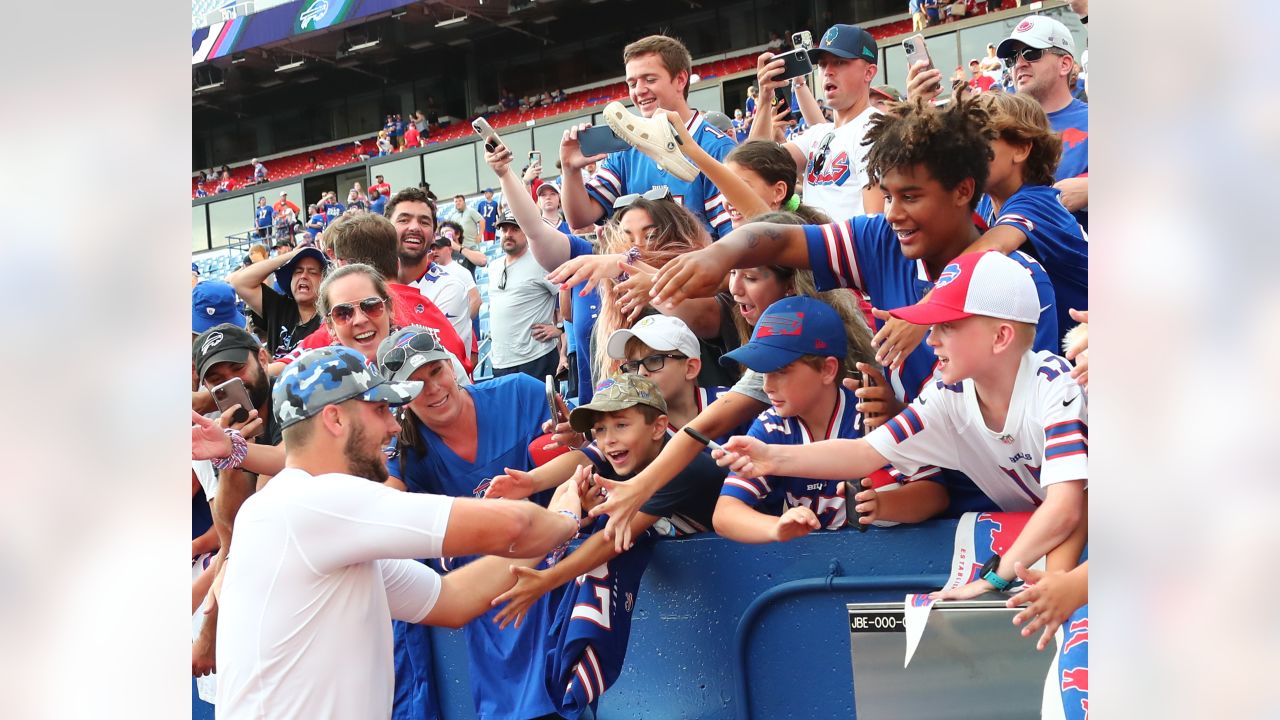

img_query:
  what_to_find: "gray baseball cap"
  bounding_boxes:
[273,345,422,430]
[376,326,456,382]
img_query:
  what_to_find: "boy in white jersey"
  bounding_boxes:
[715,251,1086,599]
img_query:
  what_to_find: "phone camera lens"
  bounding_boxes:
[904,41,915,53]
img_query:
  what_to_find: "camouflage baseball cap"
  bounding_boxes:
[273,345,422,430]
[568,373,668,433]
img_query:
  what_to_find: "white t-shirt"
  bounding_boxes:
[865,350,1088,511]
[789,105,879,222]
[438,259,477,294]
[410,264,473,346]
[215,468,454,720]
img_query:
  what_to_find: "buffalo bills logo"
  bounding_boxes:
[1015,19,1033,33]
[415,303,425,314]
[935,263,962,289]
[200,331,224,354]
[755,312,804,338]
[1061,127,1088,150]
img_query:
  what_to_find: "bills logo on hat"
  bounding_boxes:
[755,312,804,338]
[206,307,216,316]
[1015,19,1033,32]
[935,263,962,289]
[201,331,224,354]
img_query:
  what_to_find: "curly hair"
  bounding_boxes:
[863,96,996,210]
[975,92,1063,188]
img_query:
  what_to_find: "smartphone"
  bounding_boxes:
[211,377,262,439]
[791,30,813,49]
[846,479,870,533]
[902,33,933,72]
[545,375,568,425]
[529,150,541,167]
[471,117,502,152]
[860,371,880,425]
[578,124,631,156]
[774,47,813,82]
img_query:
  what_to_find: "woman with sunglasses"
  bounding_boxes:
[315,264,395,360]
[376,325,572,720]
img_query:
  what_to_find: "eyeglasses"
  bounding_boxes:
[327,296,387,324]
[812,132,836,174]
[613,185,672,209]
[497,264,510,290]
[380,330,443,374]
[618,352,686,375]
[1002,46,1061,67]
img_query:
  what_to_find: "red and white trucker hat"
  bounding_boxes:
[890,251,1040,325]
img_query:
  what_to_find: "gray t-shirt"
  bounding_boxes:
[730,368,767,404]
[457,207,485,247]
[488,250,559,368]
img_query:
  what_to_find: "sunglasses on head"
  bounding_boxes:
[613,185,672,209]
[618,352,686,375]
[380,331,443,374]
[1002,46,1060,67]
[327,296,387,324]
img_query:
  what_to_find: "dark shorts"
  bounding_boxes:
[492,348,558,382]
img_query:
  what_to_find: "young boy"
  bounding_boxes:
[712,296,947,543]
[484,374,727,719]
[972,92,1088,338]
[716,252,1087,596]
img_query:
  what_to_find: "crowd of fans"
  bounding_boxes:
[192,11,1088,719]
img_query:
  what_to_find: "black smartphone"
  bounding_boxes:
[775,47,814,82]
[545,375,568,425]
[578,125,632,156]
[860,370,880,426]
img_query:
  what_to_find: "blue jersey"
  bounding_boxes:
[977,185,1088,336]
[1046,98,1088,230]
[720,386,934,528]
[370,195,387,216]
[254,205,274,228]
[307,213,326,237]
[387,374,555,720]
[567,234,603,403]
[745,97,757,117]
[586,110,735,239]
[803,215,1059,402]
[477,198,499,229]
[324,202,346,222]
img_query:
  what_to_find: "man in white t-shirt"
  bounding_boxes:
[214,346,580,719]
[431,235,481,323]
[750,24,885,221]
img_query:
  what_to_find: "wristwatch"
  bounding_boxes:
[977,554,1012,591]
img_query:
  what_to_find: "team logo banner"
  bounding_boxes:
[294,0,356,33]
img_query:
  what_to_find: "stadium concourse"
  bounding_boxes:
[192,1,1089,718]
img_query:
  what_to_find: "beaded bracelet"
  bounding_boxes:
[210,428,249,471]
[545,509,582,567]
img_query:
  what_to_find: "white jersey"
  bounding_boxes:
[865,350,1088,511]
[438,259,477,294]
[410,263,472,346]
[215,468,454,720]
[789,105,878,221]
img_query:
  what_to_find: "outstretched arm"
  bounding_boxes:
[559,122,609,229]
[650,222,811,307]
[485,143,575,270]
[713,434,889,483]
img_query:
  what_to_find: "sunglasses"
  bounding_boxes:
[613,185,672,209]
[618,352,686,375]
[812,132,836,174]
[497,264,510,291]
[1002,46,1061,67]
[327,296,387,324]
[380,331,443,374]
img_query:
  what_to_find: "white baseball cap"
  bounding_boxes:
[996,15,1076,59]
[889,251,1040,325]
[606,314,701,360]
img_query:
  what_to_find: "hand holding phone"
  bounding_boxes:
[211,377,262,439]
[577,125,631,157]
[529,150,542,167]
[472,117,502,153]
[546,375,569,426]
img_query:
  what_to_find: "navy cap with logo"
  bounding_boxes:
[276,247,331,299]
[193,323,263,382]
[192,281,247,334]
[808,24,879,64]
[719,296,847,373]
[273,345,423,430]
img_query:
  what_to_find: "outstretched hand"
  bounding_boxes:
[586,474,644,553]
[870,307,927,371]
[492,565,553,630]
[192,410,233,461]
[711,435,778,479]
[1006,561,1089,651]
[1064,308,1088,390]
[485,467,538,500]
[773,505,821,542]
[650,246,729,308]
[547,253,627,297]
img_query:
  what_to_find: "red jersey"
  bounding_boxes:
[404,124,420,148]
[370,181,392,199]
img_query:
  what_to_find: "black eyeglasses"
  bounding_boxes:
[497,264,510,291]
[618,352,686,375]
[613,185,672,209]
[379,330,444,374]
[327,296,387,324]
[1002,46,1061,67]
[812,132,836,174]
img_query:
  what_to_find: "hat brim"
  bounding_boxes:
[382,350,455,383]
[360,379,423,407]
[568,398,661,433]
[807,47,859,62]
[198,346,253,382]
[996,36,1052,58]
[193,309,246,335]
[888,303,974,326]
[719,341,804,374]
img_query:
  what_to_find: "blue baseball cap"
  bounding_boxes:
[807,24,879,64]
[719,296,847,373]
[192,281,246,334]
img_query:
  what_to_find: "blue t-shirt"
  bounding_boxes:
[369,195,387,216]
[977,185,1088,335]
[586,111,736,239]
[719,386,934,528]
[1046,98,1088,230]
[306,213,326,238]
[254,205,274,228]
[745,97,757,117]
[476,198,499,231]
[324,202,346,222]
[566,233,603,404]
[803,214,1059,403]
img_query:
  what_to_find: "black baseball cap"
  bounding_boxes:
[193,324,262,382]
[495,210,519,229]
[807,24,878,64]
